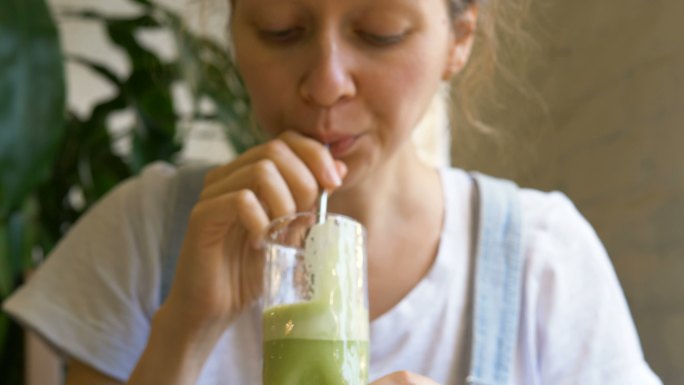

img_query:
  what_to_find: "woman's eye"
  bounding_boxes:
[359,31,406,47]
[258,28,303,43]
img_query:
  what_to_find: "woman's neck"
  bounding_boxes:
[328,145,443,240]
[329,144,446,319]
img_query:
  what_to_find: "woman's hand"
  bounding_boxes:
[370,371,442,385]
[159,131,346,338]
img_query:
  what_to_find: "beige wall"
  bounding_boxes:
[453,1,684,383]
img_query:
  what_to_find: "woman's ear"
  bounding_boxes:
[442,5,478,80]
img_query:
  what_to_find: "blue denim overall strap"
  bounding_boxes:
[466,173,524,385]
[159,163,213,303]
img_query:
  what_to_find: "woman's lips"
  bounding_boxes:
[327,135,359,158]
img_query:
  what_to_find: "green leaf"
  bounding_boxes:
[126,0,154,8]
[0,201,38,300]
[0,315,8,357]
[89,12,183,171]
[170,20,261,153]
[61,10,159,29]
[0,2,261,384]
[68,54,123,87]
[0,223,10,298]
[7,211,24,280]
[0,313,24,385]
[0,0,66,218]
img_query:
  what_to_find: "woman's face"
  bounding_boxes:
[231,0,471,185]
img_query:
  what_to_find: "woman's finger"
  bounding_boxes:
[201,159,297,221]
[279,131,342,190]
[258,139,322,210]
[369,371,441,385]
[335,160,348,181]
[203,143,274,186]
[205,132,339,189]
[188,189,270,248]
[203,137,328,211]
[243,139,321,211]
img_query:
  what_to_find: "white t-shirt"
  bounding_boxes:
[3,162,662,385]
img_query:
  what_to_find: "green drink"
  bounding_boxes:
[263,301,369,385]
[263,214,369,385]
[263,338,369,385]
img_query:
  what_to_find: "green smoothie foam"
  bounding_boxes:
[263,218,369,385]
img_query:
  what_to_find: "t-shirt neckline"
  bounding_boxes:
[369,168,467,342]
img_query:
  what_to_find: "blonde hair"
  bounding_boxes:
[412,83,452,168]
[414,0,534,167]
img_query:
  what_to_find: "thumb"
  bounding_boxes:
[370,371,441,385]
[334,160,348,181]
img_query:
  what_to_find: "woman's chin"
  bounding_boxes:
[335,153,376,193]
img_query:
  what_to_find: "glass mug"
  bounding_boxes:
[262,212,369,385]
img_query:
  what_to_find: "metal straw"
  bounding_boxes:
[317,144,330,224]
[317,189,328,225]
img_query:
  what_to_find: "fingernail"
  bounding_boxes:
[335,161,348,180]
[328,169,342,187]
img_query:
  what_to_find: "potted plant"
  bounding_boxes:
[0,0,257,383]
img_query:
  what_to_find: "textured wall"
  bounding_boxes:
[453,1,684,383]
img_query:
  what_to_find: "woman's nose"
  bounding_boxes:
[298,36,356,108]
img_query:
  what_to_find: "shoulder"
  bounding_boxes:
[38,161,186,284]
[517,187,614,283]
[122,161,178,207]
[0,163,186,380]
[95,160,215,226]
[440,168,599,255]
[515,186,627,315]
[447,169,619,304]
[137,161,178,192]
[519,188,588,236]
[88,161,178,220]
[514,187,649,382]
[513,188,661,384]
[441,168,601,256]
[58,160,184,272]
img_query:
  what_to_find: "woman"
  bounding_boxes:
[3,0,662,384]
